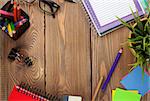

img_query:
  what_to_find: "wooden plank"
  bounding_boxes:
[45,1,91,100]
[91,27,149,101]
[0,1,45,100]
[0,1,14,100]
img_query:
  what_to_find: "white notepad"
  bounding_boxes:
[82,0,145,36]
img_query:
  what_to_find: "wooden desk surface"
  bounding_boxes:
[0,0,150,101]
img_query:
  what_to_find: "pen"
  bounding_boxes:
[101,48,123,92]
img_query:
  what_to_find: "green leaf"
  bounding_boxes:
[116,16,134,31]
[143,37,146,51]
[135,28,144,36]
[130,6,139,22]
[128,36,143,42]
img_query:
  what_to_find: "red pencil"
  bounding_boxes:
[17,5,20,20]
[13,2,17,22]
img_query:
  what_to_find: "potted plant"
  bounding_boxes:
[117,8,150,74]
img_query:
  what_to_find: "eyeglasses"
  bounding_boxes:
[20,0,60,18]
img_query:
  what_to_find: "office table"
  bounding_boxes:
[0,0,150,101]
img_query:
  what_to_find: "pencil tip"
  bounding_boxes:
[119,48,123,53]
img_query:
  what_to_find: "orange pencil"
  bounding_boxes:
[92,76,103,101]
[13,2,17,22]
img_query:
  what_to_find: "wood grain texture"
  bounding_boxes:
[0,0,150,101]
[0,0,45,100]
[45,0,91,100]
[91,27,150,101]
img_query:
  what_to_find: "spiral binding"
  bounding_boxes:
[16,82,61,101]
[79,0,97,34]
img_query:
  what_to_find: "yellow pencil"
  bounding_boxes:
[92,76,104,101]
[7,24,13,37]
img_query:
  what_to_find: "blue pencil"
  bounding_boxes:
[101,48,123,92]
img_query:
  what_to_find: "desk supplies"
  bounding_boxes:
[22,0,60,18]
[13,1,17,22]
[0,1,30,40]
[92,76,103,101]
[81,0,145,36]
[101,48,123,92]
[120,66,150,96]
[113,88,141,101]
[112,89,139,101]
[0,10,14,16]
[9,83,82,101]
[8,48,34,67]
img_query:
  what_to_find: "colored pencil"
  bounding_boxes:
[17,5,21,20]
[10,22,16,34]
[101,48,123,92]
[14,18,27,27]
[13,2,17,22]
[7,23,13,37]
[0,10,14,16]
[2,19,8,31]
[92,76,104,101]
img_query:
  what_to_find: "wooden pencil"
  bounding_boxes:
[92,76,103,101]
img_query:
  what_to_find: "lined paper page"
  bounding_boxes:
[89,0,136,26]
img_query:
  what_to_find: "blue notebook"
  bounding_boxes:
[120,66,150,96]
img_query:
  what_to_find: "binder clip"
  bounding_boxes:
[8,48,34,67]
[0,1,30,40]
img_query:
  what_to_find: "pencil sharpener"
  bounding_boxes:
[8,48,34,67]
[0,1,30,40]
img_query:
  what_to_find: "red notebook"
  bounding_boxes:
[8,83,60,101]
[8,86,48,101]
[8,83,82,101]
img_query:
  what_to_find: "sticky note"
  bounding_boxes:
[114,88,141,101]
[112,89,139,101]
[120,66,150,96]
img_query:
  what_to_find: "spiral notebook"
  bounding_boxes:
[8,83,82,101]
[81,0,145,36]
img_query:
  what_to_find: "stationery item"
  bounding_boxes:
[140,0,149,12]
[7,23,13,37]
[9,83,82,101]
[81,0,145,36]
[17,5,20,20]
[13,1,17,22]
[101,48,123,91]
[10,22,16,34]
[0,10,14,16]
[92,76,103,101]
[8,48,35,67]
[112,89,139,101]
[0,1,30,40]
[113,88,141,101]
[120,66,150,96]
[2,19,8,31]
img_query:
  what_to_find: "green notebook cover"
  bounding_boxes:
[114,88,141,101]
[140,0,149,13]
